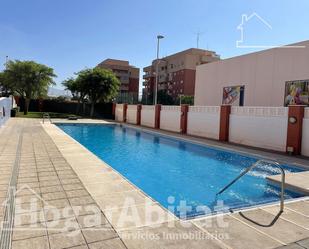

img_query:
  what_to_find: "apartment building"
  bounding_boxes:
[142,48,220,102]
[97,59,139,103]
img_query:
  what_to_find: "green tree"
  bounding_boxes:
[76,68,120,117]
[62,77,87,114]
[177,95,194,105]
[2,60,56,114]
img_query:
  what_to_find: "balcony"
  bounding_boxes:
[143,73,154,79]
[158,83,167,90]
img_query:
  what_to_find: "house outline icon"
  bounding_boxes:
[236,12,306,49]
[1,185,55,219]
[236,12,273,48]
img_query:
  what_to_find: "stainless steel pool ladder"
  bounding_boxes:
[42,113,52,124]
[216,159,286,212]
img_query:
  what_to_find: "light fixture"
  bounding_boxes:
[289,116,297,124]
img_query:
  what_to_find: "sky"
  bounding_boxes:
[1,0,309,94]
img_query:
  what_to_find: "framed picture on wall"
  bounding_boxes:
[284,80,309,106]
[222,85,245,106]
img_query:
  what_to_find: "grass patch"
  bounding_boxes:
[16,112,80,119]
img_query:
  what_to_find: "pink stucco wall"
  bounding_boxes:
[194,40,309,106]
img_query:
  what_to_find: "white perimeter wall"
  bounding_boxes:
[115,104,124,122]
[229,107,288,152]
[301,108,309,157]
[0,97,12,128]
[141,105,155,128]
[160,106,181,132]
[127,105,137,124]
[187,106,220,139]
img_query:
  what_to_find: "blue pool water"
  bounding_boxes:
[57,123,305,218]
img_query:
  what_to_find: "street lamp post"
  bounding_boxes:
[154,35,164,105]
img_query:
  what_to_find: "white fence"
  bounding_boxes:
[141,105,155,128]
[187,106,220,139]
[126,105,137,124]
[115,104,124,122]
[114,104,309,156]
[229,107,288,152]
[301,108,309,157]
[160,106,181,132]
[0,97,12,128]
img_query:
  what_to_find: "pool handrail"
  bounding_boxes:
[42,113,52,124]
[216,159,286,212]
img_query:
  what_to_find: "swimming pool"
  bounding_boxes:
[57,123,305,218]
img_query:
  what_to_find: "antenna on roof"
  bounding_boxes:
[195,30,205,48]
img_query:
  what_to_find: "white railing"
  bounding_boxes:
[161,106,181,111]
[189,106,220,114]
[231,106,288,117]
[142,105,155,110]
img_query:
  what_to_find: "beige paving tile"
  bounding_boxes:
[65,189,89,198]
[39,180,61,187]
[44,198,71,209]
[193,214,282,249]
[46,217,80,234]
[15,187,41,197]
[232,209,309,244]
[12,223,47,241]
[48,230,86,249]
[61,178,82,185]
[104,203,176,230]
[76,212,108,228]
[17,177,38,184]
[85,180,135,197]
[88,238,127,249]
[11,236,49,249]
[120,221,224,249]
[40,185,64,194]
[82,224,118,243]
[262,205,309,229]
[14,211,45,226]
[62,183,84,191]
[44,206,75,221]
[95,190,154,211]
[69,196,95,206]
[42,191,67,201]
[15,201,44,214]
[72,204,102,217]
[285,201,309,216]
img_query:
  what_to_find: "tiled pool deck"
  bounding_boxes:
[0,118,309,249]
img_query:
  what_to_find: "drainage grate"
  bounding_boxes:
[0,130,23,249]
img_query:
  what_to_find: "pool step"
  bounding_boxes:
[267,172,309,195]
